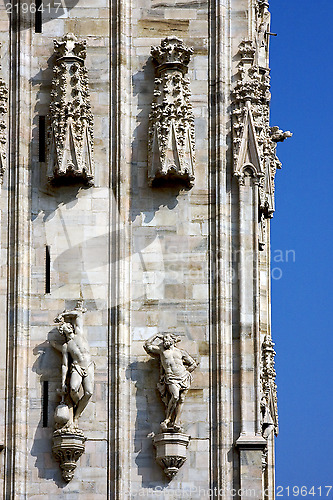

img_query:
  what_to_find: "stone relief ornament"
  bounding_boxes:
[47,34,94,186]
[232,39,292,218]
[260,335,278,437]
[0,44,8,183]
[144,333,198,478]
[50,300,94,482]
[260,335,278,472]
[148,37,195,187]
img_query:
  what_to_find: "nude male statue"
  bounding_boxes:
[52,300,94,428]
[144,333,198,431]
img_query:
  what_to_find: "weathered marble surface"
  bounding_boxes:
[0,0,286,498]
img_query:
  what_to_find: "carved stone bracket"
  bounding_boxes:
[153,432,190,479]
[47,34,94,186]
[0,44,8,183]
[232,40,291,219]
[52,430,85,482]
[148,37,195,187]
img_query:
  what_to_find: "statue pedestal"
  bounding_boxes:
[52,430,86,482]
[153,432,190,479]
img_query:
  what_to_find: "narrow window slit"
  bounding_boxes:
[35,0,43,33]
[42,380,49,428]
[39,116,45,162]
[45,245,50,294]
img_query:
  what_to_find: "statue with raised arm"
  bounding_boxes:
[144,333,198,432]
[51,300,94,429]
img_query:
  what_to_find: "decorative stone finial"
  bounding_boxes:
[47,34,94,186]
[148,37,196,188]
[233,40,291,221]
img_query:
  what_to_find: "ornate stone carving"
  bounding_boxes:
[232,40,292,218]
[153,433,190,479]
[262,447,268,473]
[260,334,278,473]
[144,333,198,478]
[0,45,8,183]
[50,300,93,481]
[47,34,94,186]
[148,37,195,187]
[52,431,85,483]
[261,335,278,439]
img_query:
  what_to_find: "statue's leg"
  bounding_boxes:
[73,364,94,426]
[69,370,82,407]
[162,384,179,428]
[174,389,187,427]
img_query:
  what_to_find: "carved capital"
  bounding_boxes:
[151,36,193,75]
[148,38,195,187]
[47,34,94,186]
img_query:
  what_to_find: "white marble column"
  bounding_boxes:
[236,167,266,498]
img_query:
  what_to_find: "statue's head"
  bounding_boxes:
[75,299,86,313]
[162,333,180,349]
[59,321,74,340]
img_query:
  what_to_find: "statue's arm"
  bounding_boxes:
[62,309,85,332]
[61,345,69,393]
[61,309,79,321]
[54,312,65,323]
[143,334,162,357]
[181,350,198,372]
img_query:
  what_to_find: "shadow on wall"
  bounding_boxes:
[130,58,190,225]
[127,359,171,489]
[31,328,66,486]
[30,52,91,222]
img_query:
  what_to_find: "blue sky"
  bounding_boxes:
[270,0,333,491]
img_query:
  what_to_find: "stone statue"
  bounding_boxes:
[52,300,94,429]
[144,333,198,432]
[50,300,93,482]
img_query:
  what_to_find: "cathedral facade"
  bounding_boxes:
[0,0,290,498]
